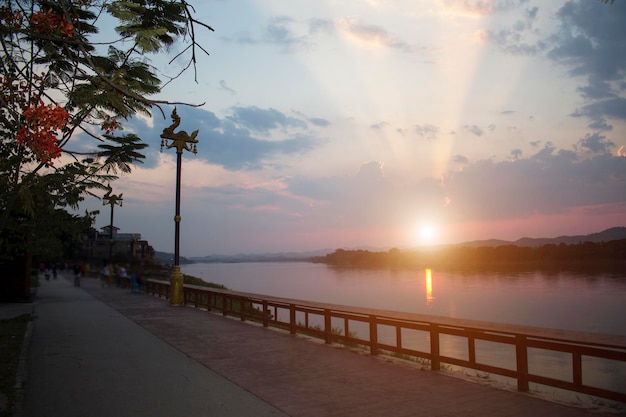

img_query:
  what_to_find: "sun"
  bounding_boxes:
[412,222,438,246]
[420,224,435,240]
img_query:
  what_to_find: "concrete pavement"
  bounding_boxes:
[8,274,623,417]
[14,275,287,417]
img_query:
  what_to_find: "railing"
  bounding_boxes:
[145,279,626,403]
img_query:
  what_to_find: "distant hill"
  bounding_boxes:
[157,227,626,263]
[459,227,626,248]
[153,251,194,265]
[189,249,332,263]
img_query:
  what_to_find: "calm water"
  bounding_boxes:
[181,262,626,336]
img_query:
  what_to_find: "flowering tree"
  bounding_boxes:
[0,0,213,295]
[1,0,212,220]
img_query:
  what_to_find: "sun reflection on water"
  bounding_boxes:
[425,268,434,306]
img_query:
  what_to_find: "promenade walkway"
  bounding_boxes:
[12,275,621,417]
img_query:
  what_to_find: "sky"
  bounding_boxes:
[75,0,626,257]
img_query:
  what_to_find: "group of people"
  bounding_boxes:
[39,262,57,281]
[38,261,88,286]
[38,260,144,291]
[99,262,144,291]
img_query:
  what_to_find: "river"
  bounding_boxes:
[181,261,626,337]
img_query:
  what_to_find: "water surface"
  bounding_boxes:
[181,262,626,336]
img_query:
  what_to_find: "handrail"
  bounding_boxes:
[145,279,626,403]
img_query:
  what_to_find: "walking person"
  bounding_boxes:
[118,265,128,287]
[100,262,111,288]
[73,263,81,287]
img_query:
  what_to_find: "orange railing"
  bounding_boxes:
[145,279,626,403]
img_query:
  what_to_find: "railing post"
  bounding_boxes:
[370,315,378,356]
[468,334,476,364]
[396,326,402,348]
[289,304,296,334]
[262,300,269,327]
[516,334,529,392]
[240,296,246,321]
[222,294,227,316]
[573,351,582,387]
[324,309,332,344]
[430,323,440,371]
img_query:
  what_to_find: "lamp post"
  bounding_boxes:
[102,186,123,264]
[160,108,198,306]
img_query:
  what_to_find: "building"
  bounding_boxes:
[84,226,153,263]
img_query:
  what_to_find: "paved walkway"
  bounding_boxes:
[15,276,286,417]
[9,275,623,417]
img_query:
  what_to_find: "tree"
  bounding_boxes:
[0,0,213,298]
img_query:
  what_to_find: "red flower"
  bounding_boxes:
[16,100,69,164]
[30,9,73,38]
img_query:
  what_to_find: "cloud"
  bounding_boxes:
[224,15,417,55]
[309,117,331,127]
[550,1,626,81]
[452,154,470,165]
[227,31,257,45]
[463,125,484,136]
[126,105,322,171]
[279,137,626,231]
[474,5,545,56]
[308,18,335,35]
[224,16,317,53]
[575,132,615,156]
[335,18,414,53]
[572,98,626,122]
[264,16,315,52]
[442,0,531,17]
[549,1,626,126]
[414,124,439,140]
[226,106,308,134]
[209,128,318,171]
[576,75,615,100]
[356,160,387,183]
[283,160,417,228]
[476,0,625,129]
[371,122,390,132]
[219,80,236,95]
[587,119,613,132]
[445,146,626,221]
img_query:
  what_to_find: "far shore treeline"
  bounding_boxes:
[311,239,626,272]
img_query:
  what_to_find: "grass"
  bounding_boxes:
[182,274,227,289]
[0,314,32,417]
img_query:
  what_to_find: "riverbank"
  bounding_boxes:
[312,240,626,273]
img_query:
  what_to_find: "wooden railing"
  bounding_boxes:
[145,279,626,403]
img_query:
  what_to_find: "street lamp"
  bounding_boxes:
[160,108,198,306]
[102,185,123,264]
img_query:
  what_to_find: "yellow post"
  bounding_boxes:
[170,265,184,306]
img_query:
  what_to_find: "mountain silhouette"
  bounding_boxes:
[460,227,626,248]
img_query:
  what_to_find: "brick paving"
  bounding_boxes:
[82,277,622,417]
